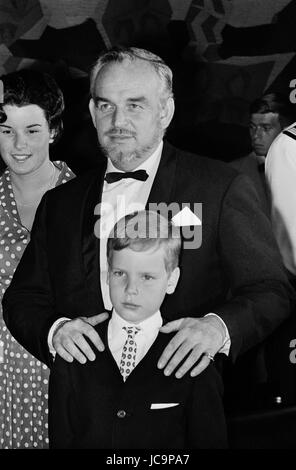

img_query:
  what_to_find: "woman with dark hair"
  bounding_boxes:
[0,69,75,448]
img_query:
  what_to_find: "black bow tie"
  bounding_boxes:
[105,169,149,184]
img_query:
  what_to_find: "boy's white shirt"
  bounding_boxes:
[108,309,163,367]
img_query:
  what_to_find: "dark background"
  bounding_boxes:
[1,0,296,173]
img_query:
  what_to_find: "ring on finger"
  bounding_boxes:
[204,352,215,362]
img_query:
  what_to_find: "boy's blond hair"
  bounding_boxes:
[107,210,181,273]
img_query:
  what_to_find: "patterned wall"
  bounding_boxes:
[0,0,295,171]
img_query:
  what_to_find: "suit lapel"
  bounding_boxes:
[85,320,124,383]
[81,158,107,309]
[128,329,174,382]
[146,141,178,208]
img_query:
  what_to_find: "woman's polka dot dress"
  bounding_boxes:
[0,161,75,449]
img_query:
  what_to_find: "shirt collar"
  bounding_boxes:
[251,151,265,165]
[106,140,163,174]
[109,309,163,338]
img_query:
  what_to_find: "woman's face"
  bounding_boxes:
[0,104,54,175]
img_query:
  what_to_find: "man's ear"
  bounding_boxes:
[166,267,180,295]
[160,97,175,131]
[89,98,97,128]
[49,129,56,144]
[106,270,110,285]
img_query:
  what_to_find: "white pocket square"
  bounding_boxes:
[150,403,179,409]
[172,207,202,227]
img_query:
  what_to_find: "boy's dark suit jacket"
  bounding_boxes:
[49,320,227,449]
[3,142,294,367]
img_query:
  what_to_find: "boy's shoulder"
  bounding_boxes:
[51,317,110,372]
[93,315,111,335]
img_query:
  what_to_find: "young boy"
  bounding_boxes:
[48,210,227,449]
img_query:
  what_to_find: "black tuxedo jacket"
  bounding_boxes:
[3,142,294,366]
[49,320,227,449]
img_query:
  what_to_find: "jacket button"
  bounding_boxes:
[117,410,127,418]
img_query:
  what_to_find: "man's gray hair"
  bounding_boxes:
[90,46,173,100]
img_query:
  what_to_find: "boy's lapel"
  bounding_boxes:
[94,318,126,380]
[131,323,175,376]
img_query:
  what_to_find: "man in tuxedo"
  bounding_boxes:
[2,47,294,381]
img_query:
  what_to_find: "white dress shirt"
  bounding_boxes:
[265,123,296,275]
[108,310,163,368]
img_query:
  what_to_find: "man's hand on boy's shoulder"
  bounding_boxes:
[52,312,109,363]
[157,316,225,378]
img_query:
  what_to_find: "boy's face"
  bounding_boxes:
[107,246,179,324]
